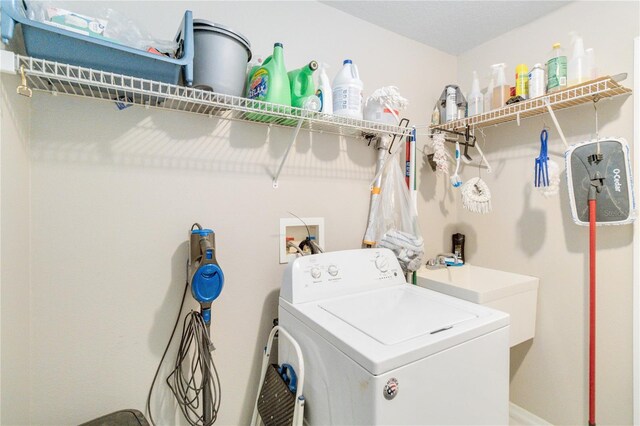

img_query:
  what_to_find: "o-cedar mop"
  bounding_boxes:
[565,136,635,426]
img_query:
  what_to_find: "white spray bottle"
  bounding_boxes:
[491,63,509,110]
[467,70,483,116]
[316,63,333,114]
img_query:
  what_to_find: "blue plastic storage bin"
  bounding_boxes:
[1,0,193,85]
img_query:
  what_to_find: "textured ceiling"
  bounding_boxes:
[322,1,570,55]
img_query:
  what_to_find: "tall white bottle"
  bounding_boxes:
[491,63,509,110]
[467,70,484,116]
[316,63,333,114]
[568,32,587,87]
[333,59,363,119]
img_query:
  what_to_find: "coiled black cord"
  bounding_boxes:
[166,311,222,426]
[146,280,222,426]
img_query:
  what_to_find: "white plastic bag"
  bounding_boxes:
[370,158,424,272]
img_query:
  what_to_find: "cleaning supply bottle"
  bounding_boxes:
[245,55,264,96]
[288,60,318,108]
[568,32,587,87]
[515,64,529,99]
[528,63,546,98]
[546,43,567,93]
[315,63,333,114]
[452,233,465,264]
[491,63,509,110]
[484,75,494,112]
[246,42,291,106]
[467,71,483,116]
[333,59,363,119]
[445,85,457,122]
[431,104,440,125]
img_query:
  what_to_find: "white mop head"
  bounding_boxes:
[461,177,492,213]
[367,86,409,110]
[431,133,449,175]
[537,159,560,197]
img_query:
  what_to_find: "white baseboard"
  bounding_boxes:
[510,402,552,425]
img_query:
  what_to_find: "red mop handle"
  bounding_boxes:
[589,199,596,426]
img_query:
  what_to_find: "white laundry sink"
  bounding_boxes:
[416,264,539,347]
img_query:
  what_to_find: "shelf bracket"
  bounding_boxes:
[544,98,568,149]
[16,65,32,98]
[272,115,307,188]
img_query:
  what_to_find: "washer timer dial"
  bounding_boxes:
[328,265,339,276]
[374,255,390,273]
[310,267,322,279]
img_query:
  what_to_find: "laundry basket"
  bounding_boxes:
[251,326,305,426]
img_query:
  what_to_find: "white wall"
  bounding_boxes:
[12,2,637,425]
[455,2,638,424]
[19,2,456,424]
[0,69,32,423]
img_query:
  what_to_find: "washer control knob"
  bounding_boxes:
[328,265,339,276]
[310,267,322,279]
[375,255,389,273]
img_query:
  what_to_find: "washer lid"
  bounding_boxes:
[280,284,509,375]
[320,286,476,345]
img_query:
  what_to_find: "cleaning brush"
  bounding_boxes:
[461,177,492,213]
[450,141,462,187]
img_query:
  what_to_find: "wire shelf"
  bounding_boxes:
[430,76,632,132]
[15,55,409,139]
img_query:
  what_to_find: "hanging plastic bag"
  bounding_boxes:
[369,157,424,273]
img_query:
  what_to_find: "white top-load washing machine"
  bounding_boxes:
[278,249,510,425]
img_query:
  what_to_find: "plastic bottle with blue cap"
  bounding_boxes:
[332,59,363,119]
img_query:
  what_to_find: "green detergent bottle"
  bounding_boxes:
[246,43,291,121]
[288,61,318,108]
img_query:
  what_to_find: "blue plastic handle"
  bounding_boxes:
[278,363,298,394]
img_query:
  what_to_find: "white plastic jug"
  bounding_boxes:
[332,59,363,119]
[568,32,587,87]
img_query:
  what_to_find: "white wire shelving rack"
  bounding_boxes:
[428,75,631,133]
[11,55,410,139]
